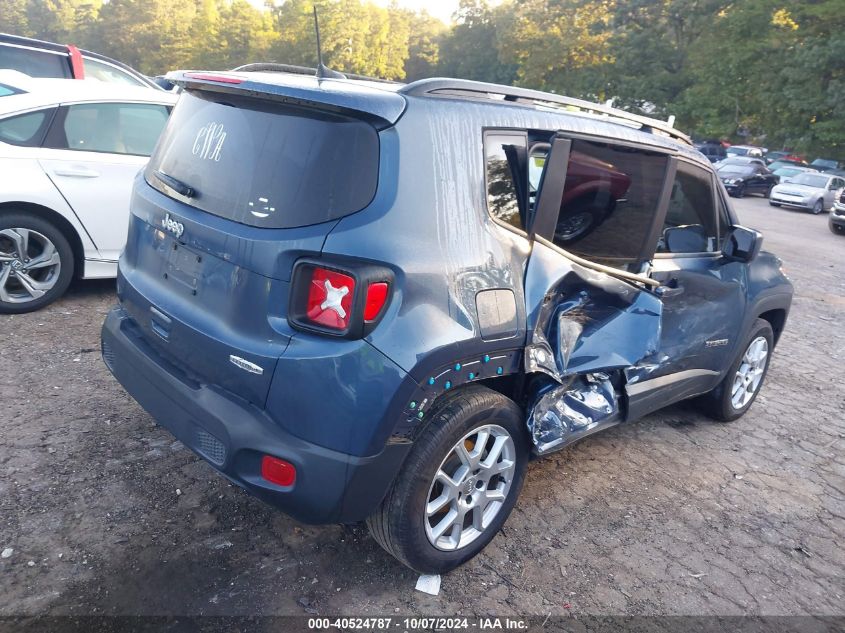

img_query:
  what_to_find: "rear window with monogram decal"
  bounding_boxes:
[145,90,379,228]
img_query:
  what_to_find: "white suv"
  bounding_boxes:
[0,71,176,312]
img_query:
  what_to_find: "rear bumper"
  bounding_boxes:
[101,306,411,524]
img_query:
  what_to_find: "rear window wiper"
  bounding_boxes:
[152,170,195,198]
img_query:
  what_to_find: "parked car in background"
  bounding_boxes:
[714,156,767,169]
[765,151,805,165]
[717,163,778,197]
[0,71,176,312]
[809,158,842,172]
[767,159,811,172]
[773,166,816,183]
[769,171,845,214]
[831,189,845,234]
[0,33,161,90]
[694,140,726,163]
[101,68,792,574]
[726,144,765,158]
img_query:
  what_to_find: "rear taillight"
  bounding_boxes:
[289,258,394,338]
[306,267,355,330]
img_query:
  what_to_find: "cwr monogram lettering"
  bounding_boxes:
[192,122,226,161]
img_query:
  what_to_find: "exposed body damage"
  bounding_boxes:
[524,254,664,455]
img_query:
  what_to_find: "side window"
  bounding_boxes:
[0,46,70,78]
[0,109,54,147]
[46,102,169,156]
[0,84,21,97]
[656,164,719,254]
[544,138,669,270]
[484,132,527,232]
[83,58,147,87]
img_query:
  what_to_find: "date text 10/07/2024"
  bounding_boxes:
[307,617,529,630]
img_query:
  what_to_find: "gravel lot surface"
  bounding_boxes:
[1,196,843,619]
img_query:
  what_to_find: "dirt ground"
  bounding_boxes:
[1,196,843,619]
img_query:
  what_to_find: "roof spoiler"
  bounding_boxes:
[166,70,406,129]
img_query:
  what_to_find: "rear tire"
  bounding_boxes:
[367,385,529,573]
[0,213,74,314]
[698,319,774,422]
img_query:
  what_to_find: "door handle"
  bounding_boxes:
[53,167,100,178]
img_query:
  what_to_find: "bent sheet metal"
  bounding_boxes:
[524,259,663,454]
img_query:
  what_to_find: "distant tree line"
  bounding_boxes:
[2,0,843,156]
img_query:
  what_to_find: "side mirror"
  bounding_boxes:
[722,225,762,263]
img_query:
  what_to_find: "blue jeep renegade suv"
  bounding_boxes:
[101,68,793,573]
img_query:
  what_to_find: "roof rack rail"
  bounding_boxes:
[231,62,401,85]
[400,78,691,146]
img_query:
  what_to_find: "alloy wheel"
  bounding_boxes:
[812,199,823,215]
[424,424,516,551]
[0,228,62,304]
[731,336,768,410]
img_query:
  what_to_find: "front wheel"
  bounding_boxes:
[734,185,746,198]
[812,199,824,215]
[698,318,774,422]
[367,386,529,573]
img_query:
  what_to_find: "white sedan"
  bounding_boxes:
[769,171,845,215]
[0,71,177,312]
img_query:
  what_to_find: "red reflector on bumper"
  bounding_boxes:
[261,455,296,487]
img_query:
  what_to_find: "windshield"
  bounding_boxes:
[718,166,754,177]
[791,173,829,188]
[146,90,380,229]
[811,159,837,168]
[726,147,749,156]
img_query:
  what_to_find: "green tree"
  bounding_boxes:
[437,0,515,84]
[216,0,276,68]
[0,0,31,36]
[497,0,614,98]
[25,0,101,44]
[404,10,445,80]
